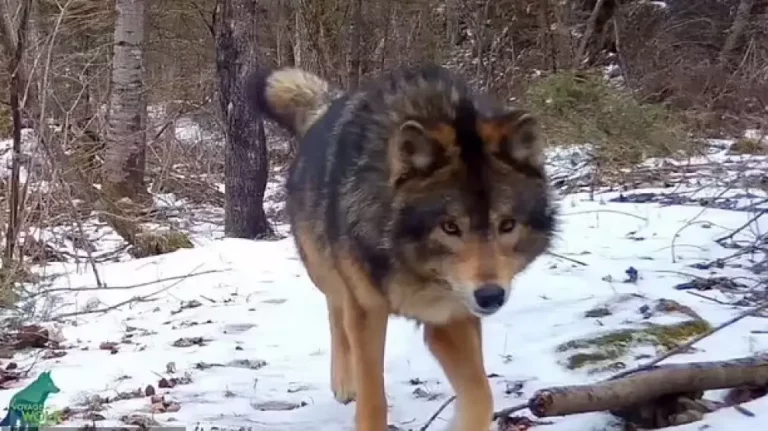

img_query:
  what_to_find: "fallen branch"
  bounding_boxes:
[490,297,768,422]
[29,268,226,298]
[609,297,768,380]
[527,354,768,417]
[418,395,455,431]
[546,251,588,267]
[51,264,218,320]
[715,209,767,244]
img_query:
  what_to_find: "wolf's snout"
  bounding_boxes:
[473,284,506,313]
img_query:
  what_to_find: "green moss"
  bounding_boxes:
[131,230,194,258]
[556,328,635,353]
[729,138,766,155]
[566,352,621,370]
[0,105,11,138]
[642,319,711,350]
[558,319,711,371]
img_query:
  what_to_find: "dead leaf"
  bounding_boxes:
[251,400,306,411]
[15,325,49,349]
[121,414,159,427]
[227,359,267,370]
[172,337,209,348]
[42,350,68,359]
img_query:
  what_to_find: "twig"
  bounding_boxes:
[52,264,215,319]
[28,268,226,297]
[669,184,735,263]
[418,395,455,431]
[609,297,768,380]
[562,209,648,222]
[492,297,768,419]
[715,209,767,244]
[492,402,529,421]
[547,251,588,267]
[686,291,735,306]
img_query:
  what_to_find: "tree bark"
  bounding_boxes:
[3,0,31,267]
[573,0,607,69]
[347,0,363,91]
[103,0,148,203]
[293,0,302,67]
[527,354,768,417]
[214,0,272,239]
[720,0,755,63]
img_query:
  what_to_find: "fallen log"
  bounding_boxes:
[527,354,768,418]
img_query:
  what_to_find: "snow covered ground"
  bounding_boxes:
[2,185,767,431]
[1,127,767,430]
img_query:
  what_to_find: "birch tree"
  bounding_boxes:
[103,0,148,203]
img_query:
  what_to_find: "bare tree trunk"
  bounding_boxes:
[214,0,272,239]
[347,0,362,91]
[537,0,557,72]
[293,0,302,67]
[375,4,393,72]
[103,0,148,203]
[573,0,607,69]
[3,0,30,267]
[720,0,755,63]
[445,0,460,46]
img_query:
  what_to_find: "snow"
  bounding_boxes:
[2,130,768,430]
[0,189,765,430]
[0,129,39,181]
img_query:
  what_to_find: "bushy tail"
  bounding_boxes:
[247,68,333,138]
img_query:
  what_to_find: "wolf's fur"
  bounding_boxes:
[249,65,557,431]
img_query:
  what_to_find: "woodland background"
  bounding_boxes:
[0,0,766,304]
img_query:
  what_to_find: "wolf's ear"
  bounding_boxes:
[388,120,452,187]
[479,109,544,173]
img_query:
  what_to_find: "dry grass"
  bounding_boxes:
[525,70,699,170]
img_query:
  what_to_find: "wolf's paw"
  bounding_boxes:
[331,371,357,404]
[333,386,357,404]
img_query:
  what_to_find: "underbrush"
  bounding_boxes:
[525,70,700,170]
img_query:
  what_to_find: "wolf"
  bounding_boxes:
[248,64,557,431]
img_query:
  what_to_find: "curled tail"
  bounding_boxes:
[247,68,333,139]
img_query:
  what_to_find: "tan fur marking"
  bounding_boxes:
[424,317,492,430]
[455,238,496,284]
[476,120,508,155]
[327,299,355,404]
[265,68,331,136]
[388,121,460,187]
[386,274,473,324]
[447,229,527,288]
[476,111,544,169]
[335,252,390,431]
[294,224,356,403]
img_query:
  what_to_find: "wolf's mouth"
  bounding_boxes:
[468,304,503,317]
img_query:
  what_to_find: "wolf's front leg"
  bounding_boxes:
[424,317,493,431]
[343,296,389,431]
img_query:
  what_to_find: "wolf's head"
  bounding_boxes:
[387,97,556,317]
[36,371,60,394]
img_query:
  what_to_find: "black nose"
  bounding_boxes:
[473,284,506,311]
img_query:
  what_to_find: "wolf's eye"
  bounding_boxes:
[440,220,461,236]
[498,218,517,234]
